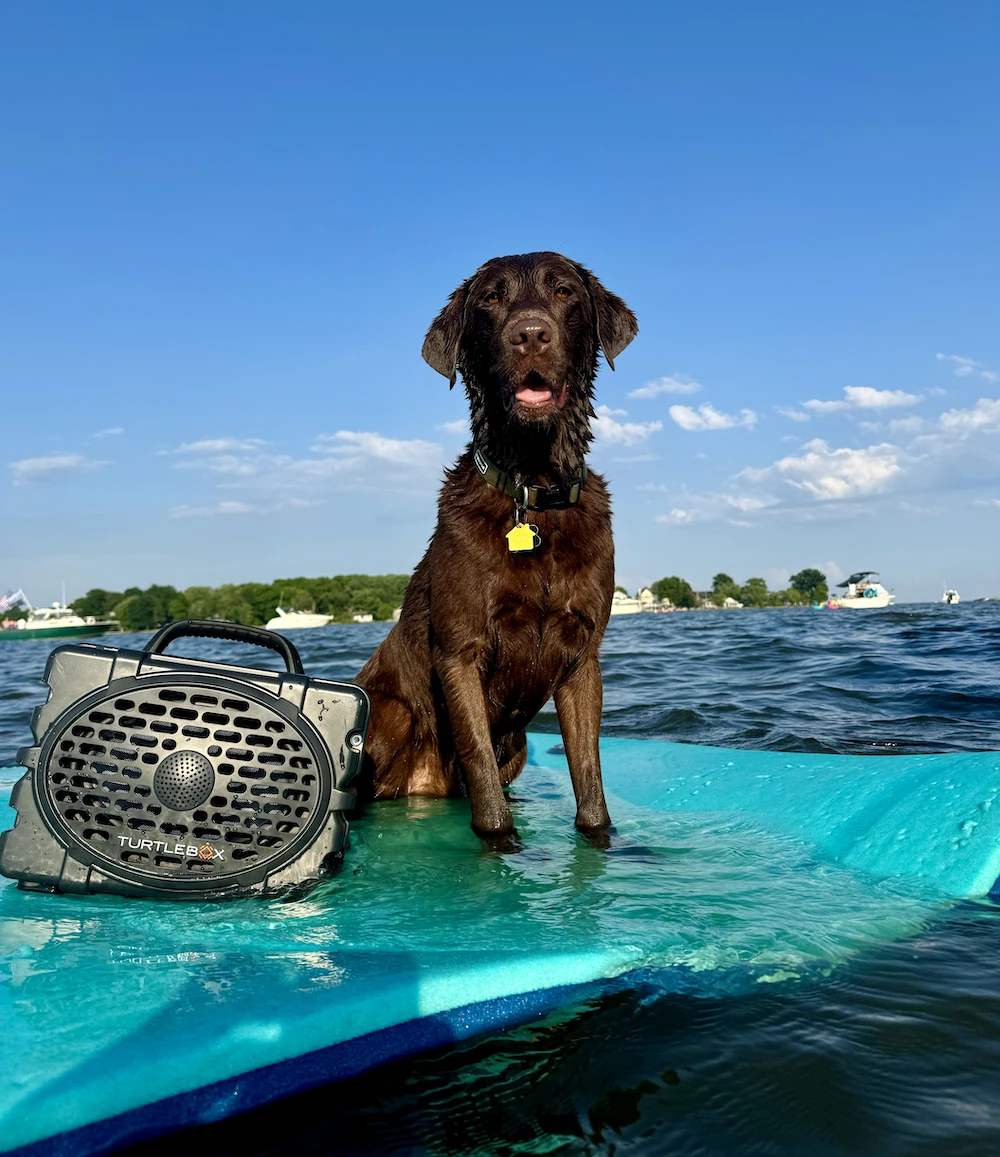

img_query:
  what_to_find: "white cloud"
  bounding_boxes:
[887,416,925,435]
[937,397,1000,436]
[168,497,320,519]
[311,430,443,468]
[9,453,109,485]
[722,494,776,513]
[439,419,469,435]
[777,407,810,422]
[937,353,999,382]
[803,386,920,413]
[175,453,263,477]
[94,427,124,438]
[176,438,268,454]
[592,405,662,445]
[655,508,705,525]
[169,501,256,519]
[629,375,701,400]
[742,438,901,500]
[650,491,779,526]
[857,415,927,434]
[669,403,757,431]
[165,428,448,511]
[606,452,659,464]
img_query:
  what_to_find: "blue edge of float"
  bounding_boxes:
[4,732,1000,1156]
[9,981,595,1157]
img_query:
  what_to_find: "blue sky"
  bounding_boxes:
[3,1,999,604]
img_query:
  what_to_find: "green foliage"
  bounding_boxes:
[789,568,826,597]
[72,575,411,632]
[113,586,182,631]
[72,589,123,618]
[767,587,807,607]
[740,577,769,607]
[182,587,216,620]
[652,575,697,608]
[711,576,743,604]
[614,585,630,595]
[269,575,410,621]
[112,595,148,631]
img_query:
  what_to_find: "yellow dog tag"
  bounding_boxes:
[506,522,541,553]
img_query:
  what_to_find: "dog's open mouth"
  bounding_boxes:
[514,371,567,410]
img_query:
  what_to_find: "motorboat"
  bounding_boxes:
[264,606,333,631]
[609,590,641,615]
[829,572,895,609]
[942,588,960,605]
[0,592,114,641]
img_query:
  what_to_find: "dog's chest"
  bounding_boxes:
[489,547,602,662]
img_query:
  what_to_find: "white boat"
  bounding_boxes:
[609,590,641,615]
[0,593,114,641]
[942,588,960,605]
[264,606,333,631]
[829,572,895,609]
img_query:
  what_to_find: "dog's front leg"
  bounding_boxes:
[437,655,514,837]
[554,654,612,833]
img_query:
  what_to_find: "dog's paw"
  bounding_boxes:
[478,829,524,855]
[575,826,614,851]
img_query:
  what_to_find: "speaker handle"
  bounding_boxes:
[144,620,305,675]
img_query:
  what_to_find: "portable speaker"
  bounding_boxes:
[0,620,370,899]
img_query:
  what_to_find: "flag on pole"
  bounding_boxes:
[0,589,28,612]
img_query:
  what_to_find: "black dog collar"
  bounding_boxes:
[472,445,587,512]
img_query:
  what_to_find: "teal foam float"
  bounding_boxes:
[2,733,1000,1155]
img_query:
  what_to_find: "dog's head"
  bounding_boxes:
[422,252,637,472]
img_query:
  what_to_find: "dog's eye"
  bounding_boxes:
[555,286,573,300]
[483,290,501,305]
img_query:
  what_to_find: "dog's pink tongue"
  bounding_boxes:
[516,385,553,404]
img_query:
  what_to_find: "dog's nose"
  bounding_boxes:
[508,317,552,354]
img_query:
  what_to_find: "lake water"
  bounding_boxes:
[3,603,1000,1155]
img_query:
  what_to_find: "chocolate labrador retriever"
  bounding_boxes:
[356,251,637,838]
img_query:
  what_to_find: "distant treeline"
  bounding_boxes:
[70,567,827,632]
[648,569,829,608]
[72,575,410,632]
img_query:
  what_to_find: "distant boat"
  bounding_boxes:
[609,590,641,615]
[264,606,333,631]
[942,588,960,605]
[828,572,895,609]
[0,598,114,641]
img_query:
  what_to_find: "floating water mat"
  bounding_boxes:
[3,734,1000,1155]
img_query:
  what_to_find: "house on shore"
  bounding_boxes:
[637,587,662,612]
[611,587,669,615]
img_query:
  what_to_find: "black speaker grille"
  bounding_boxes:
[43,682,322,881]
[154,751,215,811]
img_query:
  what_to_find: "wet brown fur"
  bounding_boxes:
[356,252,637,837]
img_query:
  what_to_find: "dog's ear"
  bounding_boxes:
[422,283,468,388]
[583,270,638,371]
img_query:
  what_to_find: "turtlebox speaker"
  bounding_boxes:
[0,620,369,899]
